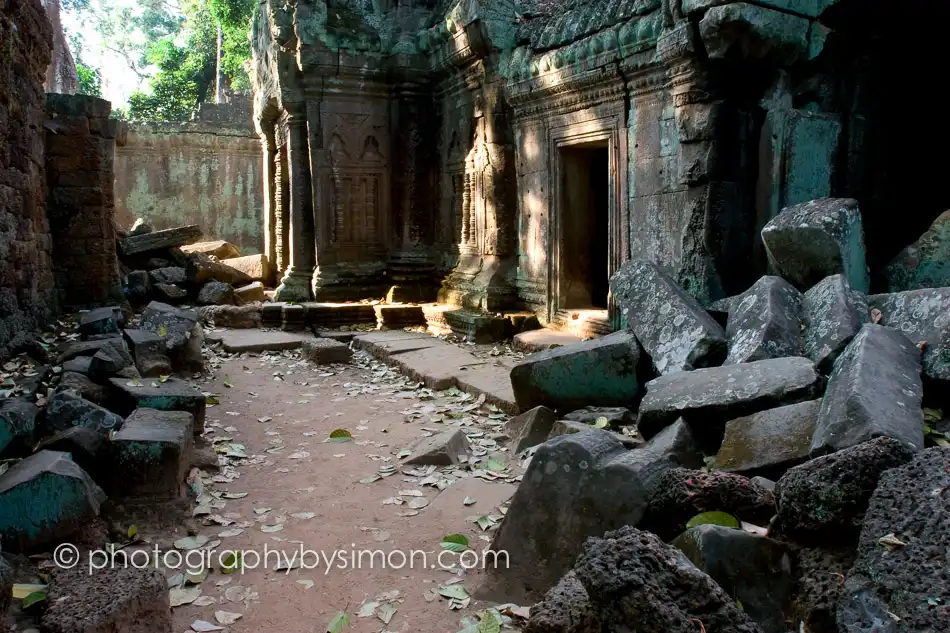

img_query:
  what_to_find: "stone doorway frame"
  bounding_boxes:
[547,114,628,328]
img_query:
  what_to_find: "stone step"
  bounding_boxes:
[109,408,193,499]
[353,330,518,413]
[108,376,206,436]
[374,304,427,328]
[303,302,377,328]
[205,328,314,353]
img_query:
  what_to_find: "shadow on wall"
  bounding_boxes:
[113,110,264,255]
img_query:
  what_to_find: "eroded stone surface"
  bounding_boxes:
[810,324,923,456]
[510,331,644,412]
[868,288,950,387]
[180,239,241,260]
[139,301,203,372]
[773,437,915,546]
[761,198,870,293]
[507,405,559,453]
[108,376,206,435]
[0,398,39,456]
[0,450,106,551]
[573,526,763,633]
[641,468,776,540]
[120,224,202,256]
[837,448,950,633]
[802,274,868,373]
[197,280,236,305]
[562,406,635,429]
[405,429,470,466]
[46,390,124,434]
[302,337,353,364]
[610,260,727,374]
[724,275,804,364]
[524,571,600,633]
[638,356,824,442]
[109,408,194,498]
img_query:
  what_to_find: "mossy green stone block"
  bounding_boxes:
[108,377,205,435]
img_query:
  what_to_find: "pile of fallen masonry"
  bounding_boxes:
[117,219,269,326]
[491,198,950,633]
[0,299,212,632]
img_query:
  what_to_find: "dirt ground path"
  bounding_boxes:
[164,348,521,633]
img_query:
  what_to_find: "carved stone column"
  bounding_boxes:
[260,125,278,286]
[275,105,316,302]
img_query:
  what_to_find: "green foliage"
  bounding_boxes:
[76,63,103,97]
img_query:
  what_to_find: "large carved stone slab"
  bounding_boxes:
[810,324,924,456]
[761,198,870,294]
[725,275,804,364]
[610,260,727,375]
[868,287,950,387]
[638,356,824,442]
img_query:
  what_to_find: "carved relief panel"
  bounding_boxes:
[313,103,390,255]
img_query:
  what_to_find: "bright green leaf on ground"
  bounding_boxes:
[22,591,47,608]
[592,416,609,429]
[439,584,470,600]
[328,429,353,442]
[127,524,138,539]
[685,511,741,530]
[326,611,350,633]
[441,534,470,552]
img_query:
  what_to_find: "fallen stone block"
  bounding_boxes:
[524,571,600,633]
[885,209,950,291]
[185,252,252,285]
[698,1,810,65]
[836,447,950,633]
[716,399,820,478]
[41,565,172,633]
[640,468,776,541]
[405,429,471,466]
[153,283,187,303]
[724,275,804,364]
[802,274,868,373]
[222,253,269,282]
[197,303,262,329]
[139,301,203,372]
[146,257,170,270]
[573,526,763,633]
[123,328,172,377]
[562,406,635,429]
[483,430,689,603]
[547,419,643,449]
[0,450,106,551]
[761,197,870,293]
[120,224,201,256]
[108,377,206,435]
[125,270,152,300]
[282,303,307,331]
[638,356,824,443]
[512,329,582,353]
[234,281,266,303]
[0,398,39,456]
[58,336,124,364]
[62,355,93,374]
[772,437,914,546]
[302,338,353,364]
[147,266,186,286]
[34,426,109,485]
[610,259,727,374]
[57,371,112,406]
[88,337,137,378]
[506,406,558,453]
[443,309,510,343]
[109,408,193,498]
[636,418,703,468]
[78,306,124,339]
[510,331,644,412]
[180,239,241,260]
[197,280,236,305]
[868,287,950,389]
[810,324,923,456]
[45,391,124,434]
[672,525,794,633]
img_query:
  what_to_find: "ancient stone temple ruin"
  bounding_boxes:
[251,0,949,332]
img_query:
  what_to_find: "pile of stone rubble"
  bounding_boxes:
[492,198,949,633]
[0,302,210,631]
[117,219,269,327]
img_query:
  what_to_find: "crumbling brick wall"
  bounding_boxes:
[45,94,122,310]
[0,0,57,358]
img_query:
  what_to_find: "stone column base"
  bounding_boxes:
[438,254,518,313]
[274,267,313,302]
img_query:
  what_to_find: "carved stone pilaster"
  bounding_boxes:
[275,105,316,302]
[260,126,278,286]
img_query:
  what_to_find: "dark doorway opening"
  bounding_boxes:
[559,142,610,310]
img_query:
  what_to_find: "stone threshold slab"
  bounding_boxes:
[353,331,519,414]
[205,328,315,353]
